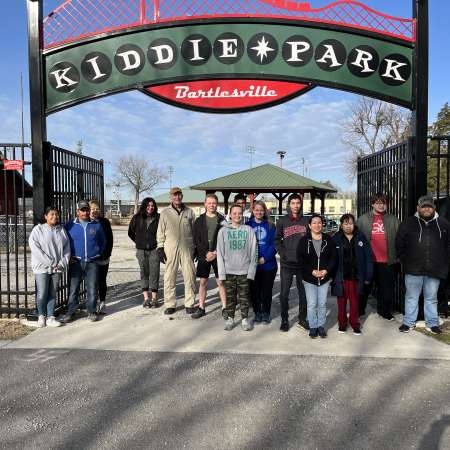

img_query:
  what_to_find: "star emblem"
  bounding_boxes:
[250,36,275,63]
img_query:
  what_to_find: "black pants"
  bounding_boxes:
[279,266,307,322]
[97,263,109,303]
[250,268,277,315]
[359,262,394,317]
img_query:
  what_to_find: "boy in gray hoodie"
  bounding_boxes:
[217,204,257,331]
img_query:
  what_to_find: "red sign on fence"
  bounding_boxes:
[3,160,25,171]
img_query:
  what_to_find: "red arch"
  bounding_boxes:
[44,0,415,49]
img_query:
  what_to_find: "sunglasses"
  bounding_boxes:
[79,207,90,212]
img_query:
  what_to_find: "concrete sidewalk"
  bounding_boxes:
[7,276,450,360]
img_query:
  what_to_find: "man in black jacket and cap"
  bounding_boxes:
[396,195,450,334]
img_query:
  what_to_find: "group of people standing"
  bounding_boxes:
[29,199,113,327]
[30,188,448,337]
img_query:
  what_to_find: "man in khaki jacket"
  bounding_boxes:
[157,187,197,315]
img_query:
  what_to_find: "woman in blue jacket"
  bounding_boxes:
[332,214,373,335]
[248,201,278,324]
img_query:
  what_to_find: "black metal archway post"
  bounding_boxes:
[411,0,429,207]
[27,0,51,224]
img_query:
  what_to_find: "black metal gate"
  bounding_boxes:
[0,143,104,318]
[357,136,450,313]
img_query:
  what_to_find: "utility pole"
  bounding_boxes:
[168,165,174,188]
[277,150,286,168]
[246,144,256,168]
[300,157,306,176]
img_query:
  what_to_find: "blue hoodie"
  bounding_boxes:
[248,218,277,271]
[65,219,106,263]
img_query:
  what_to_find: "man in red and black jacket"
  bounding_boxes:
[275,193,309,332]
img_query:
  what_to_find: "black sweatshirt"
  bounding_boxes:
[297,233,337,285]
[275,215,309,269]
[128,213,160,251]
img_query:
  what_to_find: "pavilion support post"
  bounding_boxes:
[311,191,316,214]
[222,190,231,215]
[320,192,325,215]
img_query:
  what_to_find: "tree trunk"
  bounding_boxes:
[134,190,139,215]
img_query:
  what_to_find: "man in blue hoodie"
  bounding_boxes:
[63,200,106,323]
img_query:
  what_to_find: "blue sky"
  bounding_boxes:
[1,0,449,199]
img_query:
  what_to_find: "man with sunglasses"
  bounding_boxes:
[396,196,450,334]
[62,200,107,323]
[357,193,400,320]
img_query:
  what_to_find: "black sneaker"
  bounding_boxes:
[426,326,442,335]
[309,328,318,339]
[191,308,206,319]
[185,307,197,315]
[297,319,310,332]
[164,308,176,315]
[399,324,411,333]
[143,299,151,308]
[338,326,347,333]
[254,312,262,323]
[380,314,395,321]
[353,328,362,335]
[62,313,75,324]
[318,327,327,338]
[280,320,289,332]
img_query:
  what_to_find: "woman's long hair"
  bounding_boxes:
[139,197,158,217]
[253,200,272,224]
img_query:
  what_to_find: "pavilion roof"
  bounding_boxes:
[190,164,336,193]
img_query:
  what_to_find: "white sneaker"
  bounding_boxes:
[241,318,253,331]
[224,317,234,331]
[37,315,46,328]
[46,316,62,327]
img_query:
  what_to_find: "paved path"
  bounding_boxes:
[1,349,450,450]
[6,276,450,360]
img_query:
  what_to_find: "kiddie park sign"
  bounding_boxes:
[44,21,414,114]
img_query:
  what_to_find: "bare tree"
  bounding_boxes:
[341,97,411,178]
[115,156,167,214]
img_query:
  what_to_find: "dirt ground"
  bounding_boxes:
[0,320,34,340]
[417,319,450,345]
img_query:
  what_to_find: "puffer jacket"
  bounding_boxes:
[395,212,450,279]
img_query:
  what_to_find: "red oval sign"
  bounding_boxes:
[143,79,313,113]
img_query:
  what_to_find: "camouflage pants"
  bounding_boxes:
[224,274,250,319]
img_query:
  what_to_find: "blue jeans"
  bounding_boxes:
[303,281,330,329]
[67,261,99,315]
[35,273,61,317]
[404,274,440,328]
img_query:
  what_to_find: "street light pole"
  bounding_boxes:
[277,150,286,168]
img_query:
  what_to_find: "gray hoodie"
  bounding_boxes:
[29,223,71,274]
[216,223,258,281]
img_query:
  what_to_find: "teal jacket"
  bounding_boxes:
[356,211,400,266]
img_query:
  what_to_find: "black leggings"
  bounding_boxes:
[97,263,109,303]
[250,268,277,315]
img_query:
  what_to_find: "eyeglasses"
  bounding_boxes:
[373,201,386,205]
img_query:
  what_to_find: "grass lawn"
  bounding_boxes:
[416,320,450,345]
[0,320,34,340]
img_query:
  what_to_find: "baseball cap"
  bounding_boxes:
[417,195,435,208]
[170,187,182,195]
[77,200,90,210]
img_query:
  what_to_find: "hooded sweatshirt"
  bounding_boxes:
[29,223,71,274]
[395,212,450,279]
[216,223,258,281]
[247,218,277,271]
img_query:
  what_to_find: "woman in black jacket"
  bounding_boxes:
[298,214,336,339]
[128,198,160,308]
[90,200,114,315]
[332,214,373,335]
